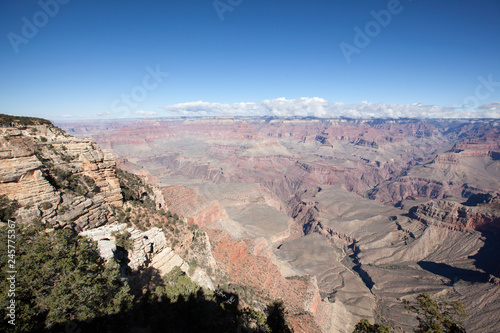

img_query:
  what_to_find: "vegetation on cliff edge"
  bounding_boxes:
[403,293,467,333]
[0,223,292,332]
[0,225,133,332]
[0,113,52,127]
[353,293,467,333]
[0,195,20,222]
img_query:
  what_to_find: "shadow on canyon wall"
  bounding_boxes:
[469,232,500,278]
[46,267,291,333]
[48,289,244,333]
[417,261,489,285]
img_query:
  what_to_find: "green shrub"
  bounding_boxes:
[0,114,52,127]
[44,167,98,198]
[116,168,155,206]
[40,202,53,210]
[239,308,270,332]
[403,293,467,333]
[159,266,200,302]
[266,300,292,333]
[111,230,133,251]
[0,226,133,331]
[188,259,198,275]
[60,154,73,163]
[352,319,390,333]
[57,204,69,214]
[0,195,20,221]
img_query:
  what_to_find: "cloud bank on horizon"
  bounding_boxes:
[157,98,500,119]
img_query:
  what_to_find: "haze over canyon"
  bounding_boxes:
[57,117,500,332]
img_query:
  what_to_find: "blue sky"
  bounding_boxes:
[0,0,499,120]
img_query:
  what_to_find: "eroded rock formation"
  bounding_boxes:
[409,195,500,235]
[80,223,189,276]
[0,122,122,230]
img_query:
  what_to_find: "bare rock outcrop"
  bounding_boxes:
[80,223,189,276]
[0,122,122,230]
[161,185,226,228]
[0,129,60,211]
[208,229,324,332]
[409,196,500,235]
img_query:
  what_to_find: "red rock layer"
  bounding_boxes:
[161,185,226,228]
[409,198,500,235]
[207,229,323,333]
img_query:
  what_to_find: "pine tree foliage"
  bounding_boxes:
[0,225,133,332]
[353,319,390,333]
[403,293,467,333]
[0,195,19,222]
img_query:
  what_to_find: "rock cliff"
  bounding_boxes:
[408,195,500,235]
[208,229,324,333]
[80,223,189,276]
[159,182,328,332]
[0,119,122,230]
[60,117,500,205]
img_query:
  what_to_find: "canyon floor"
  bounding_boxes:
[60,117,500,332]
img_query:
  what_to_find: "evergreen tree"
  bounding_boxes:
[0,225,133,332]
[0,195,19,222]
[403,293,467,333]
[353,319,390,333]
[266,300,292,333]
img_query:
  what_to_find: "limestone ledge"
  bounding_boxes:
[80,224,195,281]
[0,124,122,230]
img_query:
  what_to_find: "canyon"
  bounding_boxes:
[12,116,497,332]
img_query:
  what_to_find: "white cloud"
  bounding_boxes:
[134,110,158,115]
[261,97,330,117]
[161,98,500,119]
[161,101,262,116]
[477,102,500,111]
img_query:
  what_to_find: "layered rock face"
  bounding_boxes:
[80,224,189,276]
[61,117,500,203]
[2,117,319,330]
[0,129,58,209]
[161,185,226,228]
[0,122,122,230]
[159,183,326,332]
[79,223,217,291]
[409,195,500,235]
[208,229,324,333]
